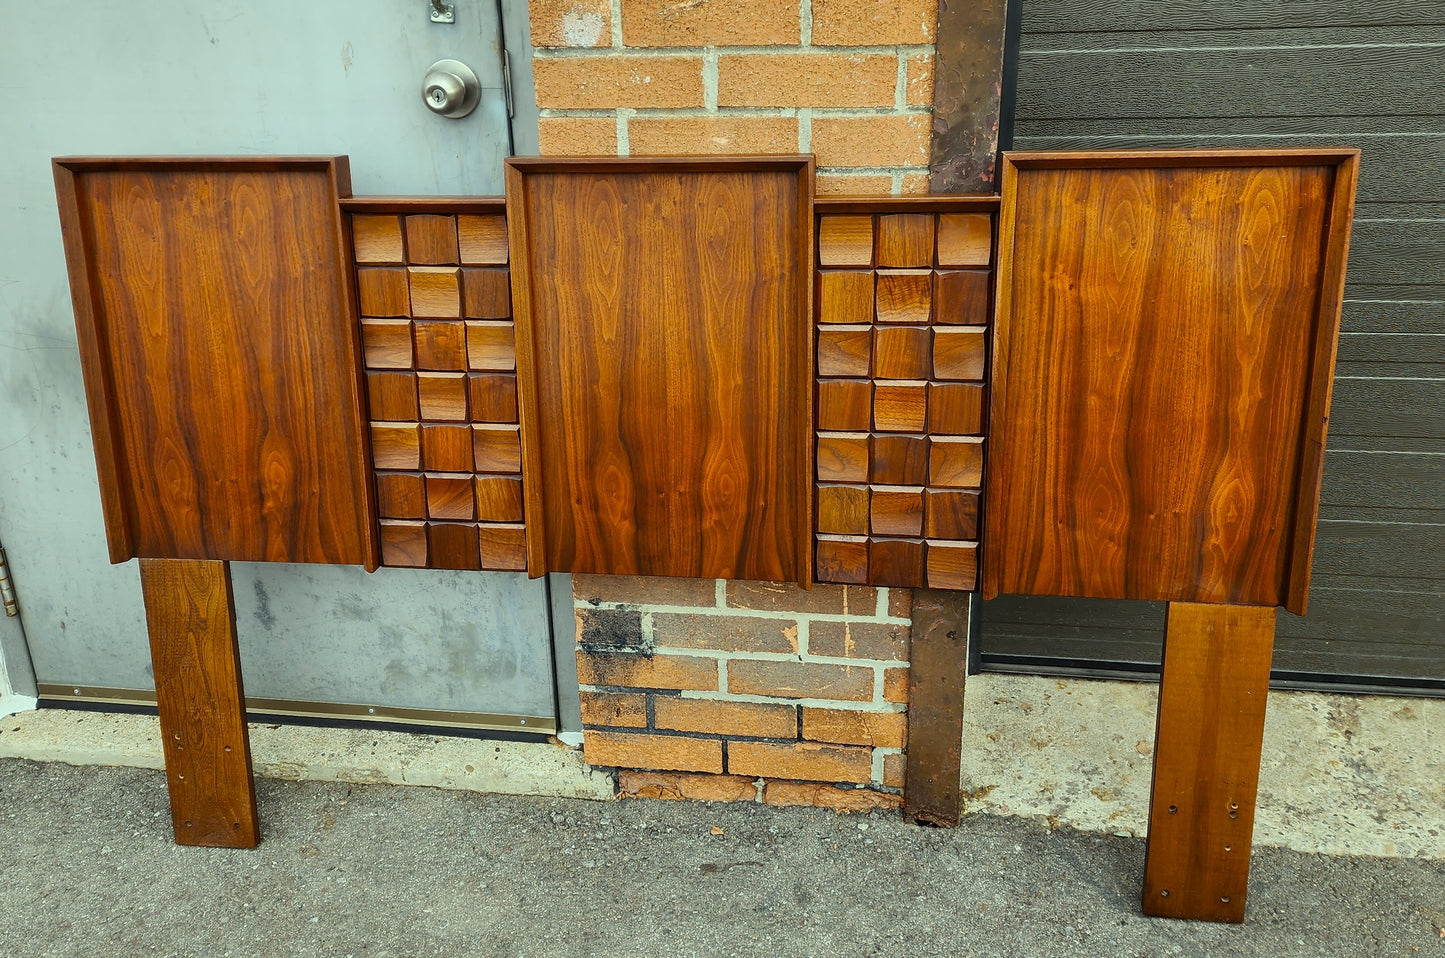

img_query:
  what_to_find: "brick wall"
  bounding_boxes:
[529,0,938,195]
[575,575,911,811]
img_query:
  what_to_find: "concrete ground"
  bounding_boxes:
[1,759,1443,958]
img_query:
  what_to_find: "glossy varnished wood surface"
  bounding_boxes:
[139,558,259,848]
[985,150,1359,613]
[508,157,813,583]
[1144,602,1276,922]
[54,158,377,569]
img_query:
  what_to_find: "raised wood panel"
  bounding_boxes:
[816,432,871,483]
[459,214,510,265]
[877,214,935,268]
[985,150,1359,614]
[509,157,814,583]
[54,157,377,569]
[352,214,404,264]
[404,214,460,265]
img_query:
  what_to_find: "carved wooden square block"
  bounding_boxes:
[357,268,411,317]
[417,372,468,422]
[870,486,925,537]
[817,380,873,432]
[371,423,421,470]
[818,270,875,325]
[459,214,509,265]
[425,474,476,521]
[353,214,404,264]
[936,214,992,267]
[816,535,868,584]
[408,266,461,318]
[462,268,512,319]
[818,215,873,267]
[467,373,519,423]
[466,322,517,372]
[876,270,932,324]
[933,327,987,381]
[817,484,869,536]
[876,214,934,268]
[870,434,929,486]
[874,326,932,380]
[817,327,873,378]
[361,318,413,369]
[421,423,474,473]
[366,370,418,422]
[375,472,426,520]
[873,381,928,433]
[404,214,460,265]
[816,432,870,483]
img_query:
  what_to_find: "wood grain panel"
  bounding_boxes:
[478,524,528,570]
[877,214,935,267]
[372,423,421,470]
[462,268,512,319]
[817,327,874,378]
[819,215,873,266]
[458,214,509,265]
[352,215,404,264]
[818,271,875,324]
[414,320,468,371]
[404,214,459,265]
[871,487,925,537]
[475,476,525,522]
[380,520,428,567]
[870,435,929,486]
[816,535,869,584]
[417,372,469,422]
[425,474,476,521]
[54,158,377,569]
[869,538,926,588]
[936,214,992,267]
[873,382,928,433]
[933,270,990,325]
[375,472,426,519]
[472,424,523,474]
[409,267,461,318]
[925,489,979,539]
[467,373,519,423]
[428,521,481,571]
[927,541,977,590]
[421,423,473,473]
[816,433,870,483]
[509,157,813,583]
[357,268,410,316]
[818,380,873,431]
[873,326,933,380]
[928,382,985,435]
[1144,602,1276,922]
[361,319,413,369]
[932,328,987,381]
[985,150,1360,613]
[366,371,418,422]
[138,558,257,847]
[876,270,932,324]
[466,322,517,371]
[818,484,870,536]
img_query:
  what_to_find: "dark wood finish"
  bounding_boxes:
[873,326,933,380]
[818,215,874,267]
[817,433,871,483]
[869,538,926,588]
[357,267,411,316]
[904,589,972,826]
[816,536,869,584]
[468,373,519,423]
[818,271,875,324]
[985,149,1360,613]
[361,318,414,368]
[929,0,1009,192]
[425,474,476,521]
[873,382,928,433]
[478,524,528,571]
[404,214,460,265]
[138,558,258,848]
[408,267,461,319]
[428,522,482,571]
[875,270,932,324]
[475,476,525,523]
[818,327,874,378]
[417,372,469,422]
[375,472,426,519]
[1143,602,1276,922]
[934,270,990,325]
[53,157,378,570]
[876,214,935,268]
[466,322,517,371]
[932,328,987,381]
[462,268,512,319]
[870,435,929,486]
[871,487,925,537]
[927,541,978,590]
[380,520,428,567]
[352,215,404,264]
[928,382,985,435]
[508,156,814,584]
[936,214,993,267]
[459,214,510,265]
[925,489,979,539]
[366,371,419,422]
[414,320,468,371]
[818,484,869,536]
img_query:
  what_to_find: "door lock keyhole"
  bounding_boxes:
[421,59,480,119]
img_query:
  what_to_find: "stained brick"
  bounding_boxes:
[883,752,906,788]
[726,660,872,701]
[533,55,704,109]
[579,690,648,728]
[584,730,722,773]
[812,115,931,168]
[718,53,896,108]
[620,0,799,46]
[763,781,903,812]
[576,608,644,649]
[809,619,909,661]
[575,574,717,607]
[883,667,910,703]
[618,770,759,802]
[629,116,799,156]
[530,0,611,47]
[817,173,895,196]
[538,116,618,156]
[655,698,797,738]
[576,650,718,691]
[907,53,935,106]
[900,172,931,195]
[811,0,938,45]
[725,581,876,615]
[802,708,907,748]
[887,587,913,618]
[652,612,797,653]
[728,741,871,783]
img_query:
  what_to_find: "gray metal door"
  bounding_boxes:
[0,0,559,730]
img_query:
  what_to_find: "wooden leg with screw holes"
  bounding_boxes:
[139,558,259,848]
[903,589,972,827]
[1143,602,1276,922]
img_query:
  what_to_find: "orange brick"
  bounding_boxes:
[530,0,610,47]
[883,752,906,788]
[651,612,798,653]
[802,708,907,748]
[812,0,938,45]
[883,667,910,703]
[726,661,872,701]
[655,698,797,738]
[809,620,909,660]
[728,741,871,783]
[817,173,895,196]
[620,0,798,46]
[812,115,931,168]
[538,116,618,156]
[533,56,704,109]
[618,770,759,802]
[764,781,902,813]
[907,53,935,106]
[718,53,896,108]
[726,581,876,614]
[629,116,799,156]
[579,690,647,728]
[576,650,718,691]
[901,172,931,195]
[583,730,722,773]
[574,574,717,606]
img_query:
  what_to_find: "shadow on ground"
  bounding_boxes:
[1,759,1440,957]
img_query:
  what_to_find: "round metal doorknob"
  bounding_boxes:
[422,59,481,119]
